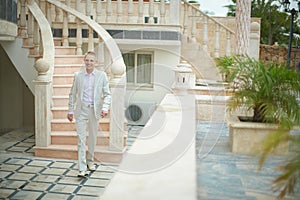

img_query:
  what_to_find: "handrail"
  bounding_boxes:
[27,0,55,80]
[47,0,123,64]
[182,0,235,35]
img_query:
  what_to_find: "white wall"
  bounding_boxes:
[0,44,34,130]
[117,42,181,106]
[0,38,37,94]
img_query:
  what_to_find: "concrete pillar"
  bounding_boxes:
[33,59,51,147]
[173,61,194,95]
[169,0,181,25]
[109,57,126,151]
[249,22,260,60]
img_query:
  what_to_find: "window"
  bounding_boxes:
[122,51,153,87]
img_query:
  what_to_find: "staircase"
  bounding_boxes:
[34,44,126,164]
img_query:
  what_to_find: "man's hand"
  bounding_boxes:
[101,110,108,118]
[67,113,74,122]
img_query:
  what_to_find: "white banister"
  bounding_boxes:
[96,0,102,23]
[160,0,166,24]
[183,3,188,37]
[191,8,196,42]
[46,2,52,27]
[76,19,82,55]
[33,19,40,55]
[117,0,123,23]
[20,0,27,37]
[106,0,112,22]
[203,16,208,51]
[62,10,68,46]
[86,0,92,17]
[148,0,154,24]
[88,26,94,51]
[27,12,34,46]
[128,0,134,23]
[138,0,144,23]
[214,24,220,58]
[226,31,231,56]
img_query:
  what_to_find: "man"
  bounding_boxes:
[67,51,111,177]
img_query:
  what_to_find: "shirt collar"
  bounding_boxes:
[85,70,95,76]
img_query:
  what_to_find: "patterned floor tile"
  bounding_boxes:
[9,190,43,200]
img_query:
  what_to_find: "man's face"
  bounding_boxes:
[84,54,96,71]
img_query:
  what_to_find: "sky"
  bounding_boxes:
[197,0,233,16]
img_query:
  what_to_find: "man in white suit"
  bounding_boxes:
[67,51,111,177]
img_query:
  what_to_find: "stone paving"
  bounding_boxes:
[0,126,142,200]
[1,123,300,199]
[196,122,300,200]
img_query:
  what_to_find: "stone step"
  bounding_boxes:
[55,46,77,55]
[34,145,125,164]
[54,55,84,65]
[52,106,111,119]
[53,85,72,96]
[52,96,69,107]
[54,64,83,74]
[51,131,127,146]
[51,118,110,131]
[53,74,74,85]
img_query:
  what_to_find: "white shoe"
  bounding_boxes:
[87,163,96,171]
[78,170,88,177]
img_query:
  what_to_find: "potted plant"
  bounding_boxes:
[224,55,300,154]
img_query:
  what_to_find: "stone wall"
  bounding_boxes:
[260,44,300,70]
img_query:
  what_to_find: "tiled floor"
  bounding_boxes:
[1,124,300,199]
[0,126,143,200]
[196,122,300,200]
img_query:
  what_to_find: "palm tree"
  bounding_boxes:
[235,0,251,54]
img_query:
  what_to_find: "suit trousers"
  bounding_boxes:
[76,104,98,171]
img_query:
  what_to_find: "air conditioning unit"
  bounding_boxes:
[125,101,157,126]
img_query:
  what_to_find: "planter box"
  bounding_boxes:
[226,114,289,155]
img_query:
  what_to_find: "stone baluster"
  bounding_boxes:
[27,12,34,47]
[86,0,92,18]
[117,0,123,23]
[109,58,126,151]
[160,0,166,24]
[106,0,112,22]
[214,24,220,58]
[96,0,102,23]
[62,10,69,46]
[226,31,231,56]
[138,0,144,23]
[65,0,72,21]
[76,18,83,55]
[96,38,105,70]
[33,19,40,55]
[127,0,134,23]
[20,0,27,37]
[33,59,51,148]
[148,0,154,24]
[191,8,196,42]
[55,1,62,22]
[76,0,80,11]
[88,26,94,51]
[46,1,52,27]
[183,3,188,37]
[202,16,208,51]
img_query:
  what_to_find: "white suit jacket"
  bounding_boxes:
[68,69,111,120]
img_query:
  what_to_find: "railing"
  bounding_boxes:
[37,0,234,59]
[181,1,235,58]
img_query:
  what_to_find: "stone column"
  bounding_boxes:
[173,61,194,95]
[169,0,181,25]
[249,22,260,60]
[33,59,51,147]
[109,58,126,151]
